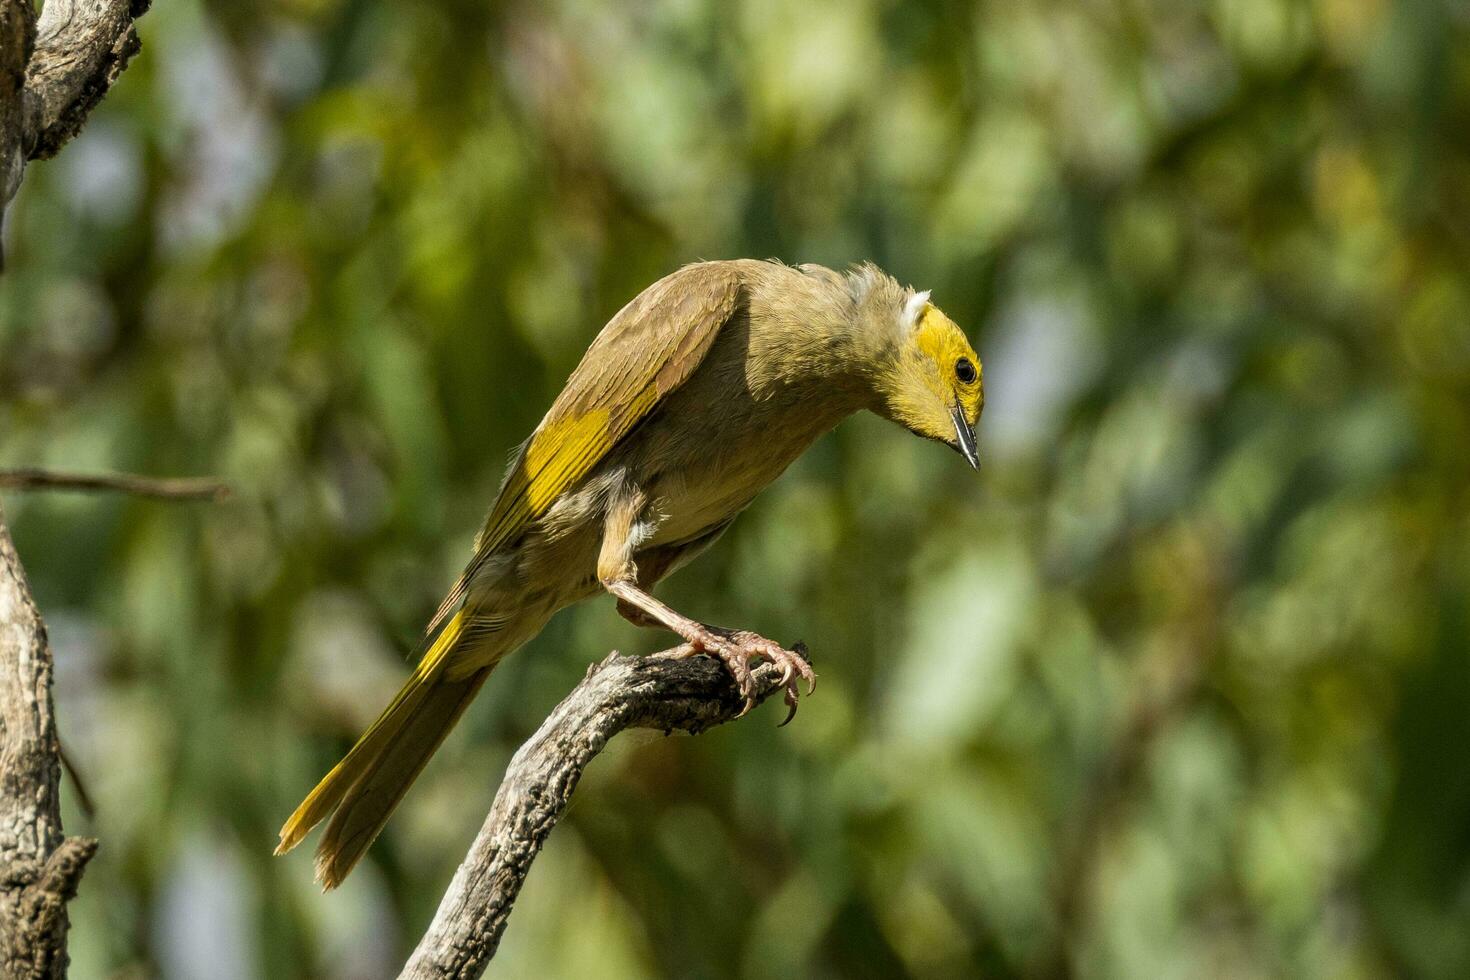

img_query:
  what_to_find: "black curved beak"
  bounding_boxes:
[951,403,980,471]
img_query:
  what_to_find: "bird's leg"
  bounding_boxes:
[598,489,814,721]
[603,579,815,722]
[605,579,750,693]
[611,533,688,630]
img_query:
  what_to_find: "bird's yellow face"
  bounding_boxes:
[875,297,984,469]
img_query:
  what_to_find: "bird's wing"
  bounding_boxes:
[425,262,743,637]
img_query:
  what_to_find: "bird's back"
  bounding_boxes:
[609,261,871,550]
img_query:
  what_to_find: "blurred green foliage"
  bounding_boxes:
[3,0,1469,976]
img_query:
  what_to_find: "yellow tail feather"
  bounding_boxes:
[275,610,493,888]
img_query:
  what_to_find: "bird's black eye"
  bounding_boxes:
[955,357,977,385]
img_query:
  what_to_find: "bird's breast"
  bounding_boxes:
[636,396,844,548]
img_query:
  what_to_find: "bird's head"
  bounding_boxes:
[868,288,984,469]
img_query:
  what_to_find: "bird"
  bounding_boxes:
[276,259,984,888]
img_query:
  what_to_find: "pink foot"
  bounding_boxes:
[674,627,816,724]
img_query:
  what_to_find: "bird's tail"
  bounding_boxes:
[275,609,493,889]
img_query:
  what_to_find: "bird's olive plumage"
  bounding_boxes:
[277,259,984,888]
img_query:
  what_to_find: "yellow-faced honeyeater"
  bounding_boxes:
[277,260,984,887]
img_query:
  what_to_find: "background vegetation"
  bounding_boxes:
[3,0,1469,976]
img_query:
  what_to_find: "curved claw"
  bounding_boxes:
[778,687,799,727]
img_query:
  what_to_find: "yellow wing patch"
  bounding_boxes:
[525,408,616,512]
[475,407,616,553]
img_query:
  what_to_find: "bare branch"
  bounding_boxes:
[399,650,794,980]
[0,500,97,977]
[0,1,152,969]
[24,0,149,161]
[0,469,231,502]
[0,0,148,262]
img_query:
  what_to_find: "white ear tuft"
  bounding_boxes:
[903,290,931,330]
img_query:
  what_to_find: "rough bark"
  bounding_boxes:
[399,650,793,980]
[0,502,96,979]
[0,0,36,209]
[0,0,149,262]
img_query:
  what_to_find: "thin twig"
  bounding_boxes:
[399,649,794,980]
[57,739,96,822]
[0,469,231,502]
